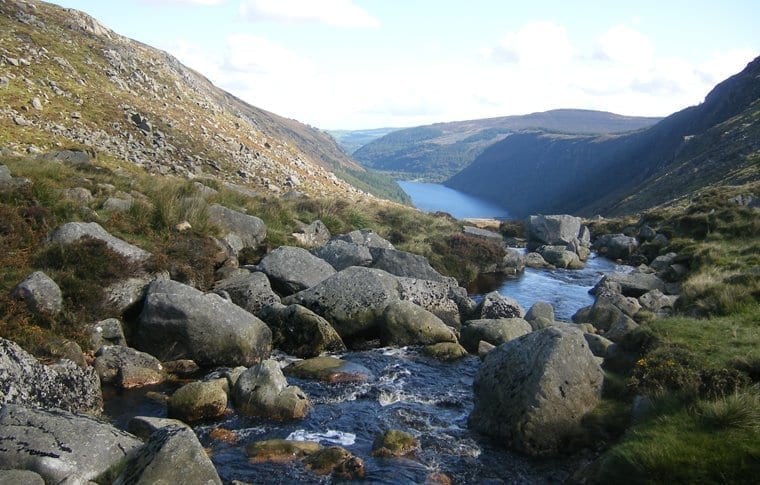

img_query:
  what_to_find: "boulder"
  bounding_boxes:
[258,303,346,358]
[102,197,132,212]
[462,225,505,244]
[460,318,532,352]
[422,342,469,361]
[312,239,373,271]
[0,470,44,484]
[596,290,642,318]
[526,215,582,249]
[650,252,678,273]
[292,220,331,248]
[0,164,31,191]
[47,222,151,262]
[283,267,401,339]
[604,314,640,342]
[370,247,449,282]
[539,246,584,269]
[0,338,102,413]
[469,326,603,456]
[592,272,666,298]
[128,416,189,441]
[94,345,164,388]
[380,301,458,346]
[583,333,614,358]
[246,439,321,463]
[303,446,365,480]
[475,291,525,319]
[232,360,311,419]
[104,273,164,315]
[524,251,554,269]
[136,279,272,367]
[371,429,419,457]
[89,317,127,350]
[257,246,336,295]
[213,270,280,315]
[572,299,621,332]
[60,187,93,203]
[37,149,92,166]
[167,379,228,422]
[0,404,142,483]
[525,301,555,324]
[639,289,678,316]
[162,359,200,378]
[334,229,394,249]
[397,277,464,328]
[114,425,221,485]
[638,225,657,241]
[11,271,62,315]
[594,234,639,260]
[207,203,266,249]
[284,356,372,383]
[478,340,496,360]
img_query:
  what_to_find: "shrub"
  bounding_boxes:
[146,233,223,291]
[627,345,702,397]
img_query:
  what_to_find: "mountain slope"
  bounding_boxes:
[353,109,661,181]
[0,0,386,200]
[447,57,760,218]
[328,127,401,155]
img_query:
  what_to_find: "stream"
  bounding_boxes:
[104,254,624,484]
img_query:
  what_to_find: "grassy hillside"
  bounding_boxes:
[327,127,401,155]
[447,57,760,218]
[353,109,661,181]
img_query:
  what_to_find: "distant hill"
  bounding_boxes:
[328,127,401,155]
[353,109,662,181]
[446,57,760,217]
[0,0,407,202]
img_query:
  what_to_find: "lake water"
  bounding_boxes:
[397,181,510,219]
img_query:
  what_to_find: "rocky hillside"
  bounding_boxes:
[447,56,760,218]
[0,0,403,200]
[353,109,661,181]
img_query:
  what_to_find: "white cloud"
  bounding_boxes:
[594,25,654,67]
[239,0,379,28]
[133,0,226,5]
[488,21,574,66]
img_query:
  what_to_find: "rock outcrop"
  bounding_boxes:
[258,303,346,358]
[232,360,311,419]
[460,318,532,352]
[11,271,62,316]
[94,345,164,388]
[380,300,458,346]
[213,270,280,316]
[47,221,151,262]
[257,246,336,295]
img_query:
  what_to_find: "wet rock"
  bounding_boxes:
[381,300,457,346]
[128,416,189,441]
[257,246,336,295]
[284,356,372,383]
[162,359,200,378]
[283,267,401,339]
[115,425,221,485]
[469,326,603,456]
[246,439,320,463]
[213,270,280,316]
[293,220,330,248]
[258,303,345,358]
[370,247,449,282]
[0,338,102,413]
[94,345,164,388]
[168,379,228,422]
[0,404,141,483]
[89,317,127,350]
[475,291,525,319]
[460,318,532,352]
[208,203,266,250]
[232,360,311,419]
[312,239,373,271]
[422,342,468,361]
[12,271,62,315]
[371,429,419,457]
[304,446,365,479]
[47,221,151,263]
[136,279,272,367]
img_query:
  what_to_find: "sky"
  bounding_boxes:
[48,0,759,130]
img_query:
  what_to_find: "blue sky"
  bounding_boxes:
[49,0,758,129]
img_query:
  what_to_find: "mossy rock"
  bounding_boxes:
[245,439,321,463]
[422,342,468,361]
[167,379,227,422]
[303,446,365,480]
[371,429,419,457]
[284,356,372,383]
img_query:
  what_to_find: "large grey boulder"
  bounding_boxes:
[208,203,266,249]
[104,273,166,315]
[94,345,164,388]
[539,246,584,269]
[47,222,151,262]
[312,239,373,271]
[283,267,401,339]
[526,215,582,249]
[475,291,525,319]
[469,326,603,456]
[167,379,228,422]
[0,469,44,484]
[370,247,448,282]
[593,234,639,260]
[525,301,555,324]
[232,360,311,419]
[11,271,62,315]
[0,338,102,413]
[114,425,221,485]
[380,301,457,346]
[524,252,554,269]
[258,303,346,358]
[396,277,463,328]
[460,318,532,352]
[257,246,336,295]
[136,279,272,367]
[462,225,504,244]
[0,404,142,483]
[213,270,280,315]
[334,229,394,249]
[592,272,666,298]
[292,220,330,248]
[127,416,189,441]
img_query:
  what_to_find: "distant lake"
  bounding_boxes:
[398,181,511,219]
